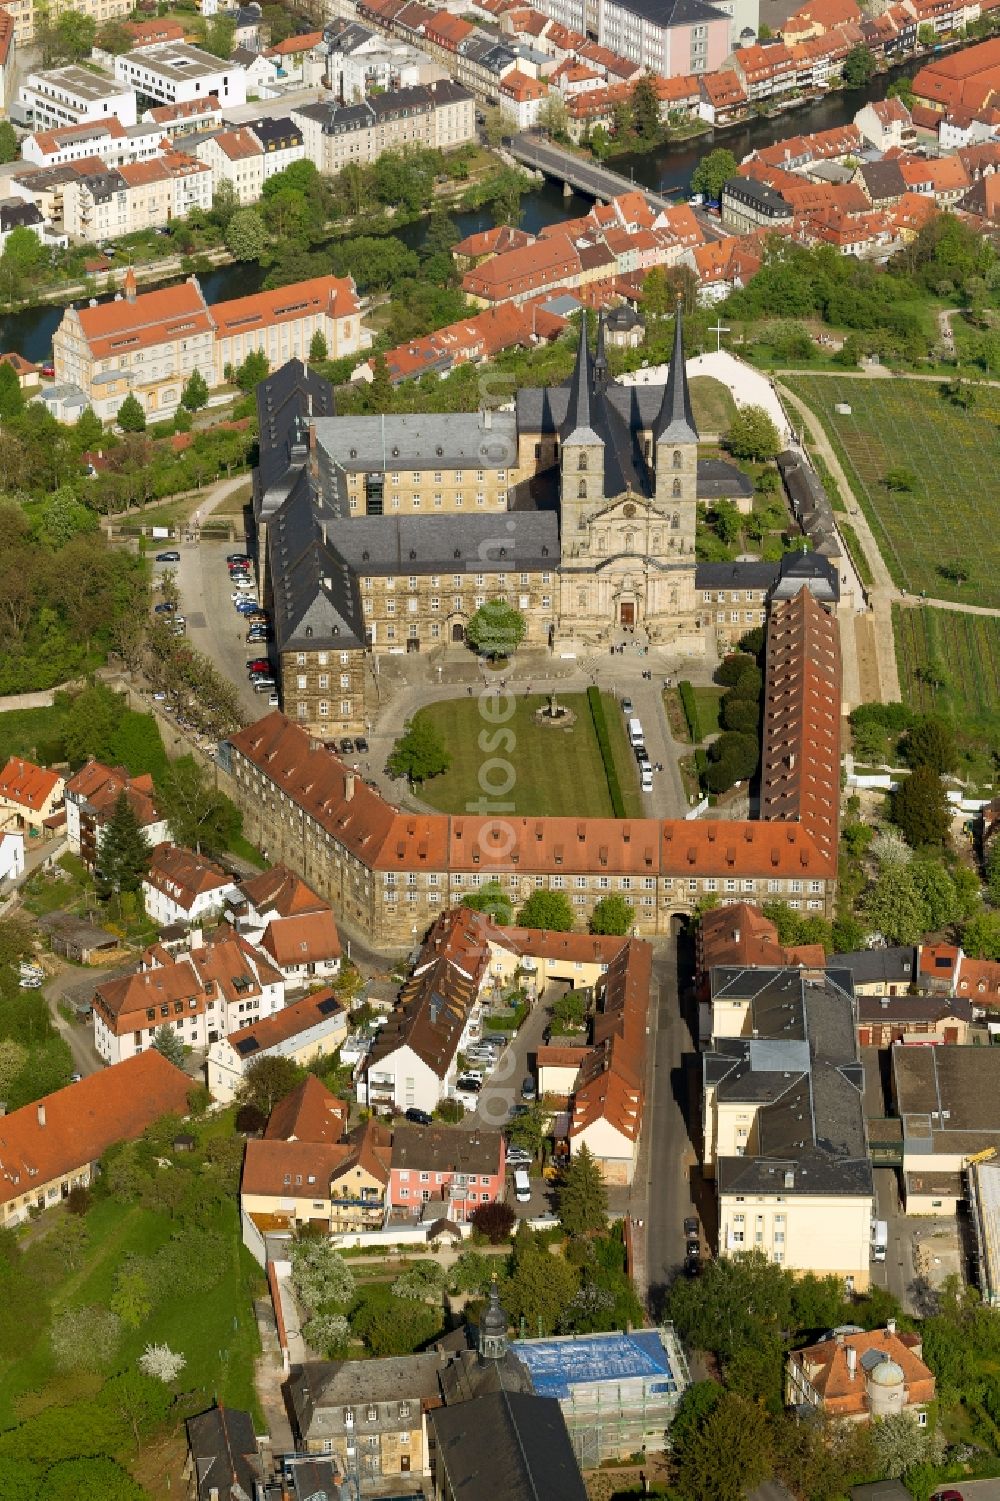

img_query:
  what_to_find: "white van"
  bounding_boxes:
[514,1168,531,1203]
[640,767,653,793]
[871,1219,888,1262]
[628,717,644,747]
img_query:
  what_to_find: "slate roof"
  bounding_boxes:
[390,1123,503,1176]
[431,1392,587,1501]
[312,410,518,473]
[828,946,915,986]
[696,559,780,590]
[657,303,698,444]
[185,1406,262,1501]
[696,456,753,501]
[707,967,872,1199]
[254,358,335,522]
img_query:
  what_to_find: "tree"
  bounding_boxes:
[0,363,23,422]
[111,1259,154,1329]
[202,12,236,56]
[49,1305,122,1372]
[558,1144,608,1237]
[962,908,1000,960]
[43,1458,145,1501]
[938,558,971,586]
[691,148,738,203]
[470,1200,517,1243]
[462,879,513,926]
[96,17,133,53]
[387,716,450,785]
[589,894,635,935]
[0,122,18,165]
[465,599,527,659]
[151,1024,185,1068]
[308,330,328,363]
[303,1311,350,1356]
[842,43,876,85]
[725,405,781,462]
[884,465,916,493]
[38,488,97,549]
[181,369,209,412]
[393,1261,447,1299]
[917,20,936,44]
[892,766,950,847]
[94,792,150,899]
[666,1248,792,1365]
[552,990,587,1029]
[116,394,146,433]
[225,206,267,262]
[506,1100,547,1160]
[424,209,459,259]
[352,1293,441,1356]
[482,106,516,146]
[537,93,569,139]
[158,755,240,855]
[904,715,957,774]
[909,857,962,931]
[673,1391,773,1501]
[290,1238,356,1314]
[103,1368,171,1452]
[501,1223,580,1335]
[238,1055,302,1116]
[492,175,523,228]
[449,1249,494,1295]
[888,75,915,108]
[631,74,661,140]
[138,1343,186,1382]
[233,350,270,393]
[863,863,929,945]
[871,1412,944,1478]
[518,889,574,931]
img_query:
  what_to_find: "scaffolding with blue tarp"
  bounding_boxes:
[512,1326,690,1466]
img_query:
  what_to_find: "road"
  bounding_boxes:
[44,963,117,1078]
[474,993,551,1132]
[509,132,674,214]
[643,939,704,1312]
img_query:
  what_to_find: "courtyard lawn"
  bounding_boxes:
[785,375,1000,608]
[413,693,634,818]
[691,685,725,739]
[893,604,1000,769]
[689,377,737,435]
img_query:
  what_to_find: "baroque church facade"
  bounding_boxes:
[253,310,758,737]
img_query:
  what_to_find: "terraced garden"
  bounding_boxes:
[785,375,1000,608]
[893,604,1000,754]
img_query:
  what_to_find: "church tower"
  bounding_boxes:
[560,315,606,550]
[478,1276,509,1364]
[653,300,699,563]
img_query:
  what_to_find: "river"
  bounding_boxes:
[0,65,914,365]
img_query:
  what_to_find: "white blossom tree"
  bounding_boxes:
[303,1312,351,1357]
[138,1343,187,1383]
[290,1239,355,1315]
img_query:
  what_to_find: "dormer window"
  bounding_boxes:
[579,452,587,470]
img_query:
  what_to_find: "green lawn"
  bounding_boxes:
[0,704,72,767]
[894,604,1000,767]
[691,685,725,738]
[414,692,636,817]
[786,375,1000,608]
[689,376,737,434]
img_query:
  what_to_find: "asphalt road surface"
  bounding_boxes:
[155,539,264,723]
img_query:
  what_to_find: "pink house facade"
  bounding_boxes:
[388,1124,506,1223]
[597,0,730,77]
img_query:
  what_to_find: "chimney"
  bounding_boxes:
[344,773,355,802]
[732,927,740,943]
[846,1345,857,1380]
[886,1318,896,1336]
[37,1103,46,1128]
[783,1168,794,1189]
[123,265,137,303]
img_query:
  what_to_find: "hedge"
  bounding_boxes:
[587,687,626,818]
[678,680,702,743]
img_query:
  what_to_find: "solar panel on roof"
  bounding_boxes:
[236,1037,260,1055]
[317,996,339,1015]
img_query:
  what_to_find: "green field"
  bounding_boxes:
[0,704,72,767]
[691,685,725,739]
[414,692,640,818]
[894,604,1000,760]
[689,376,737,435]
[786,375,1000,608]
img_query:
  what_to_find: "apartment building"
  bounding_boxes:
[212,275,366,374]
[96,932,284,1064]
[0,1052,189,1227]
[247,116,306,181]
[526,0,737,74]
[227,864,342,985]
[291,78,474,174]
[703,965,874,1288]
[786,1324,936,1423]
[22,118,166,171]
[64,760,169,868]
[141,842,238,928]
[18,65,138,131]
[242,1111,391,1234]
[388,1125,505,1222]
[114,41,248,109]
[207,988,349,1102]
[190,127,266,205]
[61,152,213,241]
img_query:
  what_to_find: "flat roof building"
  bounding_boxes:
[114,41,248,108]
[18,65,137,130]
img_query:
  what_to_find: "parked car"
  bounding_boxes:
[247,658,269,671]
[339,737,355,754]
[268,692,280,707]
[456,1075,482,1093]
[621,697,634,715]
[683,1216,699,1238]
[405,1107,433,1126]
[70,1072,82,1083]
[155,550,180,562]
[18,977,42,989]
[40,363,55,378]
[355,735,369,753]
[253,679,277,693]
[227,553,250,564]
[153,602,176,614]
[505,1146,532,1167]
[521,1075,537,1101]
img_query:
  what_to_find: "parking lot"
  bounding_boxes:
[153,540,267,722]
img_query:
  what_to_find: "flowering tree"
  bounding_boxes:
[138,1343,187,1383]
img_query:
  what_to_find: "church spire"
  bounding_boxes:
[656,297,698,445]
[593,309,609,394]
[562,313,597,441]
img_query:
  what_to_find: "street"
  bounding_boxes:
[44,962,117,1079]
[473,995,551,1132]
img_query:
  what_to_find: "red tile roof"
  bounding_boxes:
[259,910,342,967]
[210,275,360,337]
[225,987,346,1056]
[0,8,14,67]
[265,29,322,54]
[75,279,213,361]
[238,863,327,919]
[0,1051,190,1207]
[144,843,233,911]
[912,37,1000,114]
[148,95,221,124]
[697,901,826,984]
[94,958,202,1034]
[0,757,62,812]
[264,1074,349,1143]
[789,1327,935,1416]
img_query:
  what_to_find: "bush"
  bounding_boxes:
[471,1201,517,1244]
[586,688,625,817]
[678,680,702,742]
[722,694,759,735]
[66,1185,90,1216]
[235,1103,267,1135]
[716,653,757,687]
